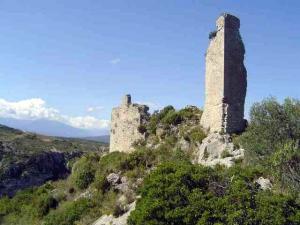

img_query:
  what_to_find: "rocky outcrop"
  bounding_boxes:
[200,13,247,134]
[0,150,81,197]
[196,133,244,167]
[255,177,272,190]
[110,95,150,153]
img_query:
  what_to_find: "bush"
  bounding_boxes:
[238,97,300,159]
[128,162,300,225]
[71,154,99,190]
[189,127,206,143]
[271,140,300,191]
[93,152,127,192]
[147,106,175,134]
[236,97,300,190]
[36,194,58,217]
[178,106,202,121]
[121,147,156,171]
[43,199,91,225]
[161,111,182,126]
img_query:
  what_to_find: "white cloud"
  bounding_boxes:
[0,98,109,130]
[67,116,110,130]
[87,106,104,112]
[109,58,121,64]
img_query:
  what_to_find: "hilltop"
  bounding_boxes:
[0,98,299,225]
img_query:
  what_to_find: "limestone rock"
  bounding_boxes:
[107,173,121,186]
[93,201,136,225]
[196,133,244,167]
[255,177,272,190]
[106,173,130,193]
[200,13,247,134]
[110,95,150,153]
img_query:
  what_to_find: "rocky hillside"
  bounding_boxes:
[0,98,299,225]
[0,125,108,197]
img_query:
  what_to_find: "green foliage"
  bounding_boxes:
[0,184,57,225]
[178,107,198,120]
[128,162,300,225]
[271,140,300,191]
[36,194,58,217]
[236,97,300,190]
[147,105,175,134]
[189,127,206,143]
[238,97,300,159]
[43,198,91,225]
[71,154,99,190]
[161,110,182,126]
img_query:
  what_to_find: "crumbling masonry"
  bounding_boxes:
[109,95,149,153]
[200,13,247,134]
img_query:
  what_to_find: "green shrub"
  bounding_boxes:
[36,194,58,217]
[271,140,300,190]
[178,106,202,121]
[128,162,300,225]
[43,199,91,225]
[121,147,155,171]
[161,111,182,126]
[238,97,300,160]
[147,106,175,134]
[71,154,99,190]
[98,152,128,173]
[189,127,206,143]
[236,97,300,190]
[93,173,109,193]
[93,152,127,192]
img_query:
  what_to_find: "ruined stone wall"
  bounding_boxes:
[200,13,247,134]
[109,95,149,153]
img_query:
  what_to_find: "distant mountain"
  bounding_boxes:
[0,118,109,138]
[82,135,110,143]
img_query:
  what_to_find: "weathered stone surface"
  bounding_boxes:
[196,133,244,167]
[255,177,272,190]
[110,95,150,153]
[0,150,82,197]
[93,201,136,225]
[107,173,121,186]
[200,13,247,134]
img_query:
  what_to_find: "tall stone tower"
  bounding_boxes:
[200,13,247,134]
[110,95,150,153]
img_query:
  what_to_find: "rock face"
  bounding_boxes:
[0,150,81,197]
[110,95,150,153]
[200,13,247,134]
[196,133,244,167]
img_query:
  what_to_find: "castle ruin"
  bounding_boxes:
[109,95,149,153]
[200,13,247,134]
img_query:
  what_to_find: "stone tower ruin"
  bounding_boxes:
[109,95,149,153]
[200,13,247,134]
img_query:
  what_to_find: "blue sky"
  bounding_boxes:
[0,0,299,131]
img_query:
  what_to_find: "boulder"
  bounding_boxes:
[196,133,244,167]
[107,173,121,186]
[255,177,272,190]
